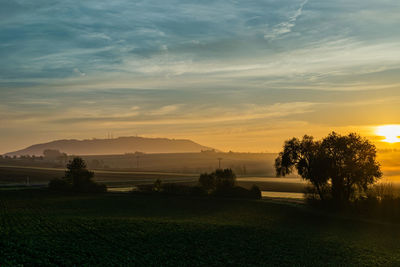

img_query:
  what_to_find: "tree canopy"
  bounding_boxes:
[275,132,382,203]
[49,157,106,193]
[199,168,236,191]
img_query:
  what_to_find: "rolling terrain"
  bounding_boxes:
[1,190,400,266]
[5,136,215,156]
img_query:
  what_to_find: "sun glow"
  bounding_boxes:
[376,125,400,143]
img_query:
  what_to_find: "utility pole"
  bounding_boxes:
[217,158,223,169]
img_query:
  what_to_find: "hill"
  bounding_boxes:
[5,136,216,156]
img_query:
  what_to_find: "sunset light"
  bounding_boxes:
[376,125,400,143]
[1,0,400,265]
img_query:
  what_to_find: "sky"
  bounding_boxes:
[1,0,400,153]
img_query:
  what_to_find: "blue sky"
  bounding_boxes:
[1,0,400,153]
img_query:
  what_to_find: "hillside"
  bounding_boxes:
[5,136,216,156]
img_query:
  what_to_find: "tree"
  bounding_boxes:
[275,135,329,200]
[49,157,106,193]
[198,168,236,191]
[215,168,236,189]
[321,132,382,202]
[43,149,68,164]
[64,157,94,188]
[275,132,382,203]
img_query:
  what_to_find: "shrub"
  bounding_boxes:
[161,183,193,195]
[153,179,162,192]
[190,186,207,196]
[215,169,236,189]
[199,169,236,191]
[135,184,154,193]
[199,173,215,191]
[250,185,262,199]
[48,178,71,191]
[213,186,261,199]
[367,183,397,201]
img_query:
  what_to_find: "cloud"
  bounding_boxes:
[150,105,181,115]
[73,68,86,77]
[264,0,308,40]
[1,0,400,153]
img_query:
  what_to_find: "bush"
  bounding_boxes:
[304,184,331,201]
[161,183,192,195]
[199,169,236,191]
[190,186,207,196]
[367,183,398,201]
[215,169,236,188]
[250,185,262,199]
[199,173,215,191]
[153,179,162,192]
[135,184,154,193]
[82,182,107,193]
[48,178,71,191]
[213,186,261,199]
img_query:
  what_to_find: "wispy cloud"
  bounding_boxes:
[1,0,400,153]
[264,0,308,40]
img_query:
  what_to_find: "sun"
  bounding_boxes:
[376,125,400,143]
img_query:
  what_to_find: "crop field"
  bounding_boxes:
[0,165,198,187]
[0,165,305,193]
[1,189,400,266]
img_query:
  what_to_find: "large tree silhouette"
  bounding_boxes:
[275,132,382,203]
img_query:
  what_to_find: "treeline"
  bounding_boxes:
[1,150,274,175]
[47,157,260,199]
[134,169,261,199]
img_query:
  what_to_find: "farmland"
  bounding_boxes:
[1,189,400,266]
[0,152,277,176]
[0,165,305,195]
[0,165,198,187]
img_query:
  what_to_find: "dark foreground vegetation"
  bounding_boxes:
[1,189,400,266]
[276,132,382,204]
[0,150,276,175]
[135,168,262,199]
[49,157,106,193]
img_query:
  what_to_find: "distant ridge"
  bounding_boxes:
[5,136,216,156]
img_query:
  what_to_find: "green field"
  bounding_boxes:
[0,165,305,193]
[1,189,400,266]
[0,165,198,187]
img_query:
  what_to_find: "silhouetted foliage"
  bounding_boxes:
[215,168,236,189]
[250,185,262,199]
[275,135,329,201]
[43,149,67,161]
[199,173,216,191]
[197,169,259,198]
[212,185,261,199]
[199,168,236,191]
[49,157,106,193]
[275,132,382,203]
[133,169,256,199]
[321,132,382,203]
[48,178,71,191]
[153,179,162,192]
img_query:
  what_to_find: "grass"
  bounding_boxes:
[0,165,198,188]
[1,189,400,266]
[0,165,305,194]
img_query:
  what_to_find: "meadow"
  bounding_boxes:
[1,189,400,266]
[0,165,305,195]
